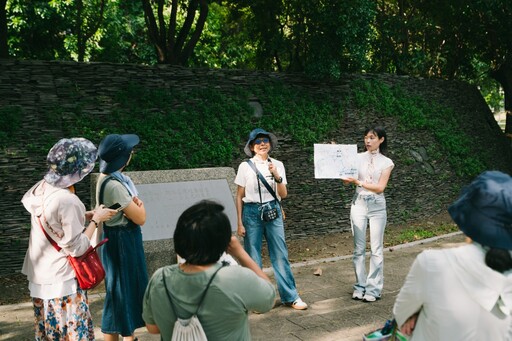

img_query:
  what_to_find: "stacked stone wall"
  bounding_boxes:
[1,59,510,275]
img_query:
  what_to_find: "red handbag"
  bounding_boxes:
[37,216,108,290]
[66,239,108,290]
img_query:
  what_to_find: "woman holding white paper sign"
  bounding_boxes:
[343,126,394,303]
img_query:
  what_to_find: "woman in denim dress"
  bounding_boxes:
[96,134,148,341]
[343,126,394,303]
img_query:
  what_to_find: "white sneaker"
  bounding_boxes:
[352,291,364,300]
[290,298,308,310]
[363,294,378,302]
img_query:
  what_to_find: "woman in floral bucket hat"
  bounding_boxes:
[393,171,512,341]
[21,138,117,340]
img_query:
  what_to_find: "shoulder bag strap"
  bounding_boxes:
[38,186,65,252]
[37,216,62,252]
[246,160,278,202]
[162,264,225,318]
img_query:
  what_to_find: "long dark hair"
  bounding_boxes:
[364,126,388,155]
[485,248,512,273]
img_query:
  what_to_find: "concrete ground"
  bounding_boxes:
[0,233,466,341]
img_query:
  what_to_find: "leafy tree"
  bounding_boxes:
[5,0,107,61]
[46,0,107,61]
[231,0,375,77]
[0,0,7,58]
[72,0,107,61]
[189,2,256,68]
[417,0,512,139]
[371,0,511,137]
[300,0,376,77]
[7,0,69,59]
[91,1,155,64]
[141,0,210,65]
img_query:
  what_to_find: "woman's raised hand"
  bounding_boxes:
[93,205,118,223]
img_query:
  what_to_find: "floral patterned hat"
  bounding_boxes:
[44,138,98,188]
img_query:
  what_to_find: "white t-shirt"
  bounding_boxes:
[234,156,287,203]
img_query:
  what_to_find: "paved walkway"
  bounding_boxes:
[0,233,466,341]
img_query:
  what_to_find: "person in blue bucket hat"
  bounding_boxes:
[235,128,308,310]
[96,134,149,341]
[393,171,512,341]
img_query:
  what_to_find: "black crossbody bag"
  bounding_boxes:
[246,160,280,221]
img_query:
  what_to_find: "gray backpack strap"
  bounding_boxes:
[162,263,225,318]
[98,176,114,207]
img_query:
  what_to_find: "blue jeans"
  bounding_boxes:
[242,201,299,304]
[351,194,387,297]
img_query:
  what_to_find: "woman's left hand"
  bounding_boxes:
[268,162,278,177]
[400,313,419,336]
[93,205,118,223]
[342,177,358,185]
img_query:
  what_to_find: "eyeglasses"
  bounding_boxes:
[253,138,270,145]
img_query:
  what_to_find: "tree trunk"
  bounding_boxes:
[76,0,85,62]
[141,0,208,65]
[0,0,8,58]
[179,0,208,65]
[492,59,512,146]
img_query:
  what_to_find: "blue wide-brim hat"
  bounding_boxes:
[244,128,278,157]
[98,134,139,173]
[44,138,98,188]
[448,171,512,249]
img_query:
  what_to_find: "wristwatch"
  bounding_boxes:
[275,176,283,184]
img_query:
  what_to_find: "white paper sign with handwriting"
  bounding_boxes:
[314,144,358,179]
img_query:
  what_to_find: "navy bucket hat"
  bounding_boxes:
[448,171,512,249]
[244,128,278,157]
[44,138,98,188]
[98,134,139,173]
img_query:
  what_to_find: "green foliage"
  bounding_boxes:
[386,223,459,245]
[91,1,155,64]
[350,79,486,177]
[190,3,256,68]
[0,106,22,147]
[48,82,341,170]
[33,76,490,178]
[253,82,342,146]
[7,0,70,59]
[303,0,376,77]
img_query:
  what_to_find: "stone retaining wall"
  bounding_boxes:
[1,59,510,275]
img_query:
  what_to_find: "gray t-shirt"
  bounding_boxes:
[142,263,276,341]
[95,174,132,227]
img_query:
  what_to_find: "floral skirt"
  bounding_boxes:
[33,288,94,340]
